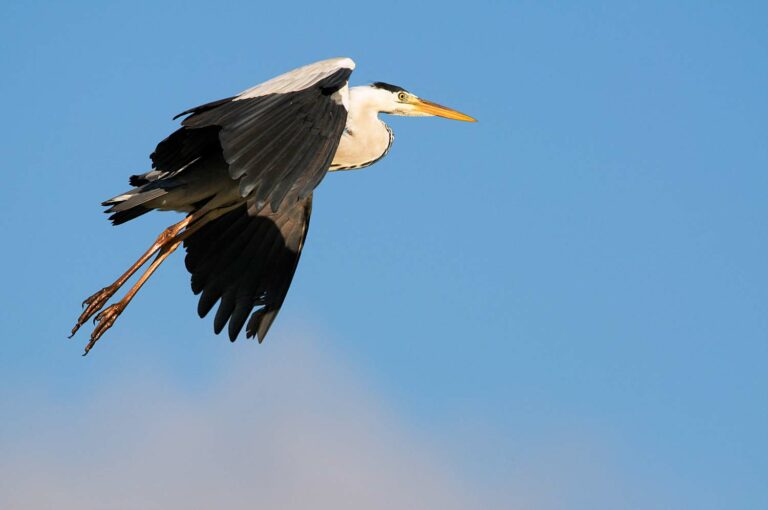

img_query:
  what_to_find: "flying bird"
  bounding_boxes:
[70,57,476,354]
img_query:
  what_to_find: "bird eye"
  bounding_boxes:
[397,92,407,101]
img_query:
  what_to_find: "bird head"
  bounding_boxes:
[369,82,476,122]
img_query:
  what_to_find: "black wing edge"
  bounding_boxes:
[172,96,237,120]
[171,65,352,122]
[183,194,313,342]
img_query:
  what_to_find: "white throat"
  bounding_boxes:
[329,86,395,171]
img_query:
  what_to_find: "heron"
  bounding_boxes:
[70,57,476,354]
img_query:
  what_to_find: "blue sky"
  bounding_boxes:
[1,1,766,508]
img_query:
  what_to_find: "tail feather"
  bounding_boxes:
[102,187,168,225]
[105,206,153,225]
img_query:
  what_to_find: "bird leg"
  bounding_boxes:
[84,238,182,354]
[81,209,226,355]
[70,215,196,338]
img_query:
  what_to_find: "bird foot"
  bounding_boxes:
[70,286,116,338]
[83,302,125,355]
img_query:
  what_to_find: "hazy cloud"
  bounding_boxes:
[0,335,645,510]
[1,337,486,510]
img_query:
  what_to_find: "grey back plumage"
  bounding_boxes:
[179,67,352,212]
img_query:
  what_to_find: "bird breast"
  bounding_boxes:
[329,118,393,171]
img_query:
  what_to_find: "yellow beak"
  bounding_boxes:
[413,98,477,122]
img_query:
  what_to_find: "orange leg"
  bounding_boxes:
[83,239,181,354]
[70,215,195,338]
[80,209,227,355]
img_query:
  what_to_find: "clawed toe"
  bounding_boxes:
[70,287,115,338]
[83,303,125,355]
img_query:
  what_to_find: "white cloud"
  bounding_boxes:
[0,333,655,510]
[0,337,482,510]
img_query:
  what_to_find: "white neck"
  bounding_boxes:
[329,86,394,171]
[348,86,396,120]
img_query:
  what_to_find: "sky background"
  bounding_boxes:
[1,1,766,508]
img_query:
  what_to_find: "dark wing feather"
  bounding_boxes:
[183,194,313,342]
[172,96,237,120]
[149,125,222,176]
[179,67,351,212]
[125,125,223,189]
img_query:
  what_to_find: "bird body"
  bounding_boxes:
[70,57,475,353]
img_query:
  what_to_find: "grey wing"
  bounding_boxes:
[178,59,354,212]
[183,194,313,342]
